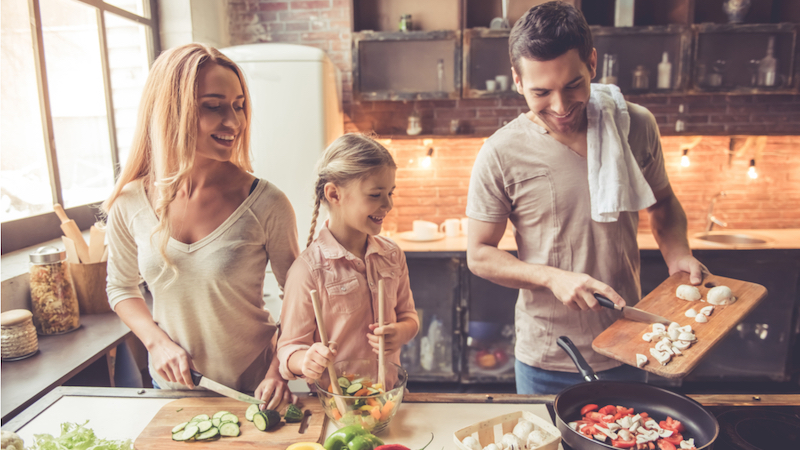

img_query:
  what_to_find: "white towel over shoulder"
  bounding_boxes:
[586,83,656,222]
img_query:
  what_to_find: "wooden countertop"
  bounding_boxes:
[389,229,800,253]
[0,312,132,423]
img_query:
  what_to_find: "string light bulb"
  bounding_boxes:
[681,149,690,167]
[748,159,758,179]
[421,147,434,168]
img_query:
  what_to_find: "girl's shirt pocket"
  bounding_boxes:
[325,276,365,314]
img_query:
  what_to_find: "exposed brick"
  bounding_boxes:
[291,1,332,9]
[285,22,310,31]
[260,2,289,12]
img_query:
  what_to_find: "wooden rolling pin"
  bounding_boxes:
[54,204,90,264]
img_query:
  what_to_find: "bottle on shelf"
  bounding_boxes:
[437,59,445,92]
[675,104,686,133]
[657,52,672,89]
[600,53,618,85]
[757,36,778,87]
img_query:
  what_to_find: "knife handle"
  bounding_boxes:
[190,369,203,386]
[594,293,621,311]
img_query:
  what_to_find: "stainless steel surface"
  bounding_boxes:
[693,232,771,246]
[621,306,671,325]
[706,191,728,231]
[197,377,264,405]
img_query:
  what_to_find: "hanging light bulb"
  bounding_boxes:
[748,159,758,179]
[680,149,690,167]
[421,147,433,168]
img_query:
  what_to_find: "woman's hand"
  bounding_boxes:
[301,342,338,380]
[255,367,297,411]
[150,339,195,388]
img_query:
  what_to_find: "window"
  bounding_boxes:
[1,0,158,253]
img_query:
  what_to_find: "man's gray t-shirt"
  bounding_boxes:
[467,104,669,372]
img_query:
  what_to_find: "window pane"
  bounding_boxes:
[41,0,115,209]
[105,12,150,167]
[1,0,53,222]
[104,0,147,18]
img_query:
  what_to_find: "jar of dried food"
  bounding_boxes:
[29,246,80,335]
[1,309,39,360]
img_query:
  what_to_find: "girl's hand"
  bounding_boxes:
[255,367,297,411]
[301,342,338,380]
[150,339,195,388]
[368,323,405,355]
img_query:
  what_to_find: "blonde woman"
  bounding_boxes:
[104,43,298,409]
[276,134,419,384]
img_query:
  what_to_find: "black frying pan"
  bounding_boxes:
[553,336,719,450]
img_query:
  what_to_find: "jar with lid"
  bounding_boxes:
[1,309,39,360]
[29,246,80,335]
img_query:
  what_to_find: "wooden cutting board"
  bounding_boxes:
[593,272,767,379]
[134,397,328,450]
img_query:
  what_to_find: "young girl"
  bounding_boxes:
[104,43,298,409]
[277,134,419,383]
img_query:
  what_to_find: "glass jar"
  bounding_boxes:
[632,65,650,90]
[399,14,412,32]
[29,246,80,335]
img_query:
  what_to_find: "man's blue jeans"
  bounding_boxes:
[515,358,646,395]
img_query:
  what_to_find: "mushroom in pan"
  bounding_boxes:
[707,285,735,305]
[676,284,701,301]
[680,438,696,449]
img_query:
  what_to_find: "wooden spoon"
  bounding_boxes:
[377,279,386,389]
[309,289,348,417]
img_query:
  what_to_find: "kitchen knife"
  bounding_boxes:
[190,370,264,404]
[594,294,671,325]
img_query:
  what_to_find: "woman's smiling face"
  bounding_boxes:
[513,48,597,136]
[195,62,246,163]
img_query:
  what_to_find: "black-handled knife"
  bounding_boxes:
[594,293,670,324]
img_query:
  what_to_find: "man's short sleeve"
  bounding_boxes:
[466,140,511,223]
[628,102,669,192]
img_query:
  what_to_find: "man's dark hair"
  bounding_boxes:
[509,1,593,75]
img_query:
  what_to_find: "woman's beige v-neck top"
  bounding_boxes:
[106,178,299,391]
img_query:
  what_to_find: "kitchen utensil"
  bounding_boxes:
[71,261,112,314]
[593,272,767,378]
[439,218,461,237]
[88,225,105,263]
[134,397,325,449]
[495,75,510,91]
[489,0,510,29]
[61,237,80,264]
[314,358,407,434]
[555,336,719,450]
[412,220,439,240]
[54,204,91,264]
[378,278,386,389]
[594,293,670,324]
[453,410,561,450]
[190,370,264,404]
[310,289,348,417]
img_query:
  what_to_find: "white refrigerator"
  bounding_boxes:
[221,43,343,304]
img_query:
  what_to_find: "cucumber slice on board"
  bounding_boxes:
[171,422,188,434]
[245,404,259,422]
[212,411,230,419]
[196,420,213,433]
[190,414,210,422]
[252,412,268,431]
[196,428,220,440]
[219,413,239,424]
[219,423,240,437]
[253,410,281,431]
[212,418,221,428]
[177,424,199,441]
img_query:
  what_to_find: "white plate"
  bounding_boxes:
[397,231,446,242]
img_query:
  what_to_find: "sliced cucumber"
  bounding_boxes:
[196,428,219,440]
[219,413,239,424]
[190,414,210,422]
[171,422,188,434]
[219,422,240,437]
[245,403,259,422]
[178,424,199,441]
[337,376,351,388]
[212,418,221,428]
[367,387,379,394]
[346,383,362,394]
[196,420,212,433]
[212,411,230,419]
[252,411,268,431]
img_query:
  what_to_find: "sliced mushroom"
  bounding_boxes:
[700,305,714,316]
[616,416,632,429]
[681,325,693,333]
[568,422,578,431]
[642,332,654,342]
[656,338,674,355]
[668,327,681,340]
[672,340,691,350]
[629,421,640,433]
[644,419,659,430]
[650,348,671,365]
[617,429,632,442]
[668,322,681,331]
[606,422,621,432]
[695,313,708,323]
[680,438,696,449]
[658,428,674,438]
[672,346,683,355]
[676,284,701,301]
[636,354,648,368]
[631,414,642,423]
[685,308,697,318]
[707,286,734,305]
[652,323,666,334]
[678,331,696,341]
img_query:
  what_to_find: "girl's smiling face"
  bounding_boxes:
[329,165,396,238]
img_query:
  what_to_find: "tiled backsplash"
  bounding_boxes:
[379,135,800,234]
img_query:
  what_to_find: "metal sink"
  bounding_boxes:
[692,231,774,248]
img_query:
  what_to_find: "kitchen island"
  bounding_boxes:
[4,387,799,449]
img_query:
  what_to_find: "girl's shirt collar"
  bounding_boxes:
[316,221,391,261]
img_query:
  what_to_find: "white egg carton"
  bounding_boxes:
[453,410,562,450]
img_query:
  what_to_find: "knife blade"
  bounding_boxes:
[594,294,671,325]
[190,370,265,404]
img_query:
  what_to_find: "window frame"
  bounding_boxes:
[1,0,160,254]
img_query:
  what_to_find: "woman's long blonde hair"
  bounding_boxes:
[103,43,253,278]
[307,134,396,248]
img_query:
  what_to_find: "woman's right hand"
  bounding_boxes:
[150,339,196,388]
[301,342,338,380]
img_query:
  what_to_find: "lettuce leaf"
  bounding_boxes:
[31,422,133,450]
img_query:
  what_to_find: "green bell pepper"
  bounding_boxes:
[323,425,384,450]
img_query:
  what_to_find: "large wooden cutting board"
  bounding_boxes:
[593,272,767,378]
[134,397,327,450]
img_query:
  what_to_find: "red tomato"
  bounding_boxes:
[585,412,606,422]
[659,421,677,432]
[601,414,616,423]
[657,441,677,450]
[666,417,686,433]
[617,406,635,416]
[663,433,684,446]
[611,438,636,448]
[599,405,618,415]
[640,412,650,419]
[581,404,599,415]
[580,425,598,436]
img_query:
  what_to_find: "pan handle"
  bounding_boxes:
[557,336,599,382]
